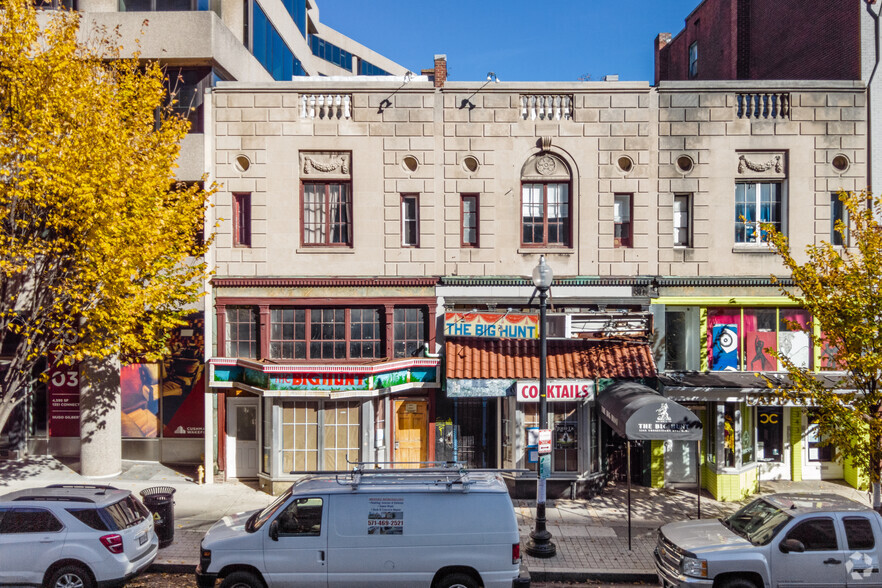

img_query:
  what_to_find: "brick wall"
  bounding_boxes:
[656,0,860,82]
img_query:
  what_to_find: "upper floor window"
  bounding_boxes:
[233,193,251,247]
[281,0,306,35]
[164,67,217,134]
[358,60,390,76]
[34,0,77,9]
[226,306,258,358]
[673,194,692,247]
[251,2,296,81]
[308,35,353,71]
[708,307,811,372]
[461,194,479,248]
[831,193,849,246]
[688,42,698,79]
[119,0,208,10]
[269,307,380,361]
[302,183,352,247]
[401,195,419,247]
[613,194,633,248]
[520,153,572,248]
[522,184,570,247]
[393,308,426,358]
[735,182,782,244]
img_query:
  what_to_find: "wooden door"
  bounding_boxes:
[394,400,427,468]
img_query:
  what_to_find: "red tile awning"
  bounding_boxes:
[445,337,656,380]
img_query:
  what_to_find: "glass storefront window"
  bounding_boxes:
[263,398,272,475]
[523,404,538,473]
[807,409,834,462]
[553,402,578,472]
[757,406,783,463]
[323,401,360,470]
[281,401,318,472]
[741,404,754,464]
[743,309,776,372]
[722,403,737,468]
[779,309,812,370]
[665,310,688,371]
[705,402,716,465]
[708,309,741,371]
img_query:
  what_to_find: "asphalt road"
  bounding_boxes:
[129,573,659,587]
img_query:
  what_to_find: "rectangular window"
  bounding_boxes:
[461,194,479,248]
[281,401,318,472]
[393,307,425,358]
[233,193,251,247]
[269,308,382,361]
[756,406,783,462]
[302,182,352,246]
[613,194,633,248]
[401,195,419,247]
[269,308,306,359]
[310,308,346,360]
[674,194,692,247]
[323,401,360,469]
[664,310,688,371]
[521,183,570,247]
[741,404,754,464]
[735,182,782,244]
[831,193,849,246]
[225,306,258,358]
[844,517,875,550]
[688,41,698,79]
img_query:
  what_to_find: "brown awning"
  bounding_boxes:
[445,337,656,380]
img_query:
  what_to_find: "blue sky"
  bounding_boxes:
[318,0,702,83]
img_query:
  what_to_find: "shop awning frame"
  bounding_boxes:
[598,381,703,550]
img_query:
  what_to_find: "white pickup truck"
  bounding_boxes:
[655,493,882,588]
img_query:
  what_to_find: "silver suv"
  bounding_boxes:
[0,484,158,588]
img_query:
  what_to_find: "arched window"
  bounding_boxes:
[520,153,572,247]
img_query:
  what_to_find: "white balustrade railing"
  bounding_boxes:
[520,95,573,121]
[736,92,790,120]
[300,94,351,120]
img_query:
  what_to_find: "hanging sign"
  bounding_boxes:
[444,312,539,339]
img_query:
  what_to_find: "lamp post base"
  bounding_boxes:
[525,530,557,558]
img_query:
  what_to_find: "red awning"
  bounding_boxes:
[445,337,656,380]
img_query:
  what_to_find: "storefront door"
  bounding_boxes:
[803,410,843,480]
[393,400,427,467]
[757,406,790,480]
[226,397,258,478]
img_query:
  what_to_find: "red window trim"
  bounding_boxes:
[232,192,251,248]
[401,194,420,248]
[460,194,479,248]
[300,181,353,248]
[614,193,633,249]
[519,182,572,248]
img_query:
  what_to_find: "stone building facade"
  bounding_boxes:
[206,64,868,498]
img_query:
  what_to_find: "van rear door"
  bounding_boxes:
[263,495,328,587]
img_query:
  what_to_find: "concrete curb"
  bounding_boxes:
[529,569,659,584]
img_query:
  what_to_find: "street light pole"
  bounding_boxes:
[526,255,556,558]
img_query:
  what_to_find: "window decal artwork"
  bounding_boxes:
[711,324,739,371]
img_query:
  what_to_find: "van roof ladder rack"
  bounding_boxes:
[338,459,476,492]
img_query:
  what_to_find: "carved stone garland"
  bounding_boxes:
[738,154,782,174]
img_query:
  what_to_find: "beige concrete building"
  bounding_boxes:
[206,59,867,498]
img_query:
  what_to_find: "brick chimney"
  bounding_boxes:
[433,54,447,88]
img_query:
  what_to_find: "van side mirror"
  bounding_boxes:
[269,520,279,542]
[780,538,805,553]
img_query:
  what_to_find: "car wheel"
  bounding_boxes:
[46,564,94,588]
[219,570,263,588]
[437,572,480,588]
[719,577,758,588]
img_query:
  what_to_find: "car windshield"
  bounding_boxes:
[248,487,293,533]
[723,498,792,545]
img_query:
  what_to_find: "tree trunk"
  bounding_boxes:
[79,356,121,478]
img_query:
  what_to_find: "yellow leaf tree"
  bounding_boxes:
[0,0,212,436]
[767,190,882,508]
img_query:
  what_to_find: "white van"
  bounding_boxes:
[195,467,527,588]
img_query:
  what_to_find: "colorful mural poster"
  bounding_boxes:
[121,363,161,438]
[745,331,776,372]
[47,361,80,437]
[161,315,205,438]
[710,324,739,371]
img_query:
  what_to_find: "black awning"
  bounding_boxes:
[598,381,702,441]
